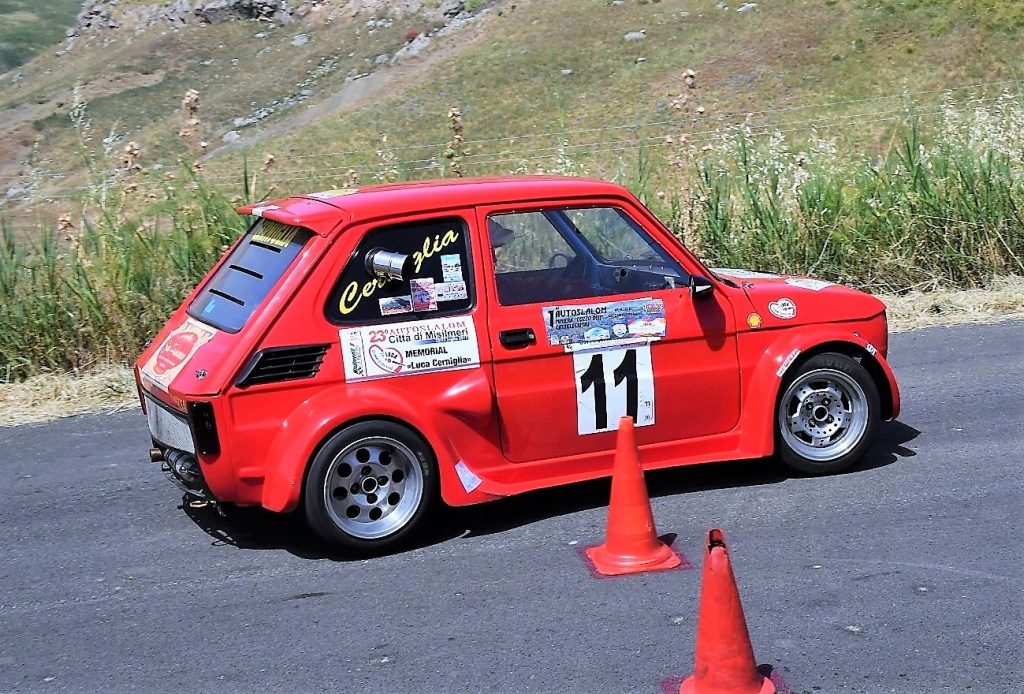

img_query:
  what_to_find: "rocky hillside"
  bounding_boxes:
[0,1,81,72]
[1,0,1022,224]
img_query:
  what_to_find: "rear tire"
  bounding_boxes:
[775,352,880,475]
[303,420,437,553]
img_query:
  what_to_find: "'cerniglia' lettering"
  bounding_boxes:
[338,230,460,315]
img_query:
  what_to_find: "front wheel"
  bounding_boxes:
[775,352,880,475]
[303,421,437,553]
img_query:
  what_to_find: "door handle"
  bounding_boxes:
[499,327,536,348]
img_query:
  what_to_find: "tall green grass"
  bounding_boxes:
[0,174,245,377]
[679,101,1024,291]
[2,98,1023,379]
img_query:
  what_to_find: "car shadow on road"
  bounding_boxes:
[450,419,920,539]
[179,420,919,561]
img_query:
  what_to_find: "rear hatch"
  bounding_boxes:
[137,209,336,405]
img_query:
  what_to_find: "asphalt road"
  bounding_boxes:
[2,321,1022,694]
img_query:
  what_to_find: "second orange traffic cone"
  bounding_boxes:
[679,529,775,694]
[585,416,682,576]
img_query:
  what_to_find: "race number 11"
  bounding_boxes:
[573,344,655,435]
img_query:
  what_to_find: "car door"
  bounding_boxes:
[478,199,741,464]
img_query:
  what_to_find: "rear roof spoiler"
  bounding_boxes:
[236,198,346,238]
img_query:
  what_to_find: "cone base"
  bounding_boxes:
[584,541,682,576]
[678,672,775,694]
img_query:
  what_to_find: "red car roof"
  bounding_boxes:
[238,176,634,233]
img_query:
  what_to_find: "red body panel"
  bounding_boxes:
[134,177,901,514]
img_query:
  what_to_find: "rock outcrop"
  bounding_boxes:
[70,1,469,37]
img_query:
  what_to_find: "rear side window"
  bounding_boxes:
[188,219,312,333]
[325,216,473,324]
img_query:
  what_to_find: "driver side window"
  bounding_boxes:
[490,212,575,273]
[489,212,584,306]
[487,206,686,307]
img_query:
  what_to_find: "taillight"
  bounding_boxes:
[187,401,220,455]
[135,368,147,414]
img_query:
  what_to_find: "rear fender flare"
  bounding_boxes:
[260,385,463,513]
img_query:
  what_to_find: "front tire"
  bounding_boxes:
[775,352,880,475]
[303,421,437,553]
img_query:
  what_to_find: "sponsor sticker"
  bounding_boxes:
[865,342,878,356]
[379,295,413,316]
[435,281,468,302]
[543,298,666,352]
[785,277,835,291]
[250,204,280,218]
[140,318,216,390]
[410,278,438,312]
[776,348,801,378]
[768,297,797,320]
[712,268,781,279]
[441,254,464,283]
[339,316,480,382]
[747,312,763,329]
[337,228,461,316]
[454,461,483,493]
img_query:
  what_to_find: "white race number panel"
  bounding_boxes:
[572,344,655,435]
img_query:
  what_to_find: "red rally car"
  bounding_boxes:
[135,177,900,552]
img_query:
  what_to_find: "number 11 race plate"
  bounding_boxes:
[572,344,655,435]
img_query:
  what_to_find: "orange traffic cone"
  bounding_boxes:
[585,417,682,576]
[679,529,774,694]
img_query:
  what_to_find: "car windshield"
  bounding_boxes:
[563,207,676,269]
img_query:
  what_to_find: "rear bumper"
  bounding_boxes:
[143,392,233,502]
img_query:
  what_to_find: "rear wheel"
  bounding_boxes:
[304,421,437,553]
[775,352,880,475]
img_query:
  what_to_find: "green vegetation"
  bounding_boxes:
[0,176,246,376]
[2,0,1024,377]
[3,97,1024,377]
[0,0,81,72]
[687,112,1024,290]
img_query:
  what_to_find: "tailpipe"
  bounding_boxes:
[165,449,203,490]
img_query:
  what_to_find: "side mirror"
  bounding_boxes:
[365,248,413,282]
[689,274,714,300]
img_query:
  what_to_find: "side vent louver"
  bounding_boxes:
[237,344,330,388]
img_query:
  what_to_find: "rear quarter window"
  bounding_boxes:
[188,219,312,333]
[325,216,473,325]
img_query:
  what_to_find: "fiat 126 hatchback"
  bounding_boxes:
[136,177,900,552]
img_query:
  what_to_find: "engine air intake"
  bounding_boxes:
[237,344,330,387]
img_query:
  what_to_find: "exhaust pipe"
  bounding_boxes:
[150,447,164,463]
[165,450,202,489]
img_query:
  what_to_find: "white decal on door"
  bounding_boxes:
[573,344,655,435]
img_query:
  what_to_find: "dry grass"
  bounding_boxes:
[0,364,136,427]
[881,275,1024,332]
[1,280,1021,428]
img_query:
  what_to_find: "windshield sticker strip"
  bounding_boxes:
[252,220,299,248]
[542,298,666,352]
